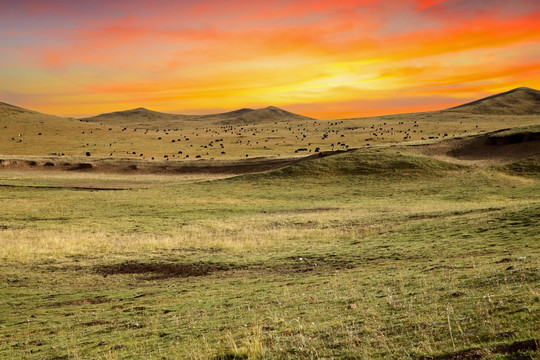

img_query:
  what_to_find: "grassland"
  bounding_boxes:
[2,97,540,161]
[1,146,539,359]
[1,89,539,358]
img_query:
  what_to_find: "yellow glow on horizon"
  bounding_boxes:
[1,1,538,119]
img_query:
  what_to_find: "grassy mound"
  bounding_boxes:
[266,148,464,179]
[448,87,540,115]
[498,157,540,178]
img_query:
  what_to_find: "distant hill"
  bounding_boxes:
[80,106,313,128]
[0,101,68,123]
[0,101,41,115]
[447,87,540,115]
[79,107,192,128]
[207,106,313,125]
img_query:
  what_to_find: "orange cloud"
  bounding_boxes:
[1,0,539,118]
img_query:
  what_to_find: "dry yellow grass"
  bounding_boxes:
[2,98,539,160]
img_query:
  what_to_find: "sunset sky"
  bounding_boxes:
[1,0,539,119]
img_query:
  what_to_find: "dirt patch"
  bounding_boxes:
[84,320,111,326]
[424,338,539,359]
[0,150,350,176]
[492,339,538,353]
[410,129,540,164]
[262,207,339,214]
[0,184,128,191]
[68,163,94,171]
[94,261,232,280]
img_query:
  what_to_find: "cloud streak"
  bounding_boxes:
[0,0,539,118]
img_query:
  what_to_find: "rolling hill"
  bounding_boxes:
[0,101,63,120]
[447,87,540,115]
[1,87,539,160]
[79,107,192,128]
[0,101,81,132]
[208,106,314,125]
[80,106,313,128]
[0,101,37,115]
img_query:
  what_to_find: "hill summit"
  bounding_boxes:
[79,106,312,128]
[0,101,40,115]
[448,87,540,115]
[212,106,313,125]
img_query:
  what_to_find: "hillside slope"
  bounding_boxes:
[0,101,78,129]
[209,106,313,125]
[251,148,464,180]
[0,102,127,157]
[447,87,540,115]
[80,106,312,128]
[410,125,540,163]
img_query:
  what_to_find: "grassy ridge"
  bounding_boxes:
[499,158,540,178]
[0,149,539,359]
[262,149,464,178]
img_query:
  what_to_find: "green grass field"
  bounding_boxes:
[1,147,539,359]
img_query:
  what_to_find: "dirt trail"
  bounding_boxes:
[0,150,354,176]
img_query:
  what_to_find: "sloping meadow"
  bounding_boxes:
[0,148,539,359]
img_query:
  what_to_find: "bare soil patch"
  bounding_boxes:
[0,150,348,176]
[84,320,111,326]
[94,261,234,280]
[262,207,339,214]
[410,129,540,164]
[0,184,129,191]
[424,338,539,359]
